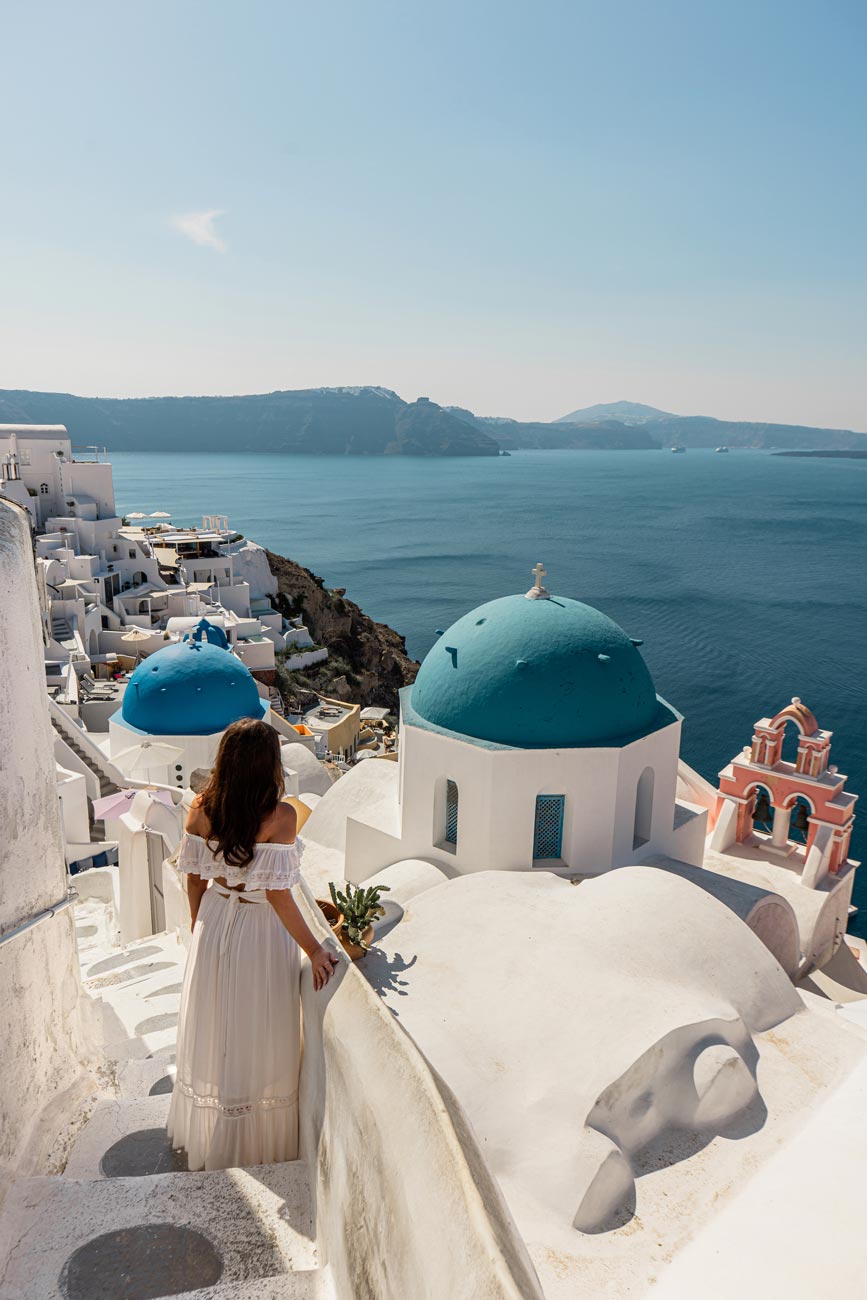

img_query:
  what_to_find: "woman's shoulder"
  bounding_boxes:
[265,801,298,846]
[185,796,210,837]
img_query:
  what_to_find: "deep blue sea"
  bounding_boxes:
[110,449,867,934]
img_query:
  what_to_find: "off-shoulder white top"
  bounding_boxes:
[175,831,303,891]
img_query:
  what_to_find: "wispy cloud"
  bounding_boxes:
[170,209,227,253]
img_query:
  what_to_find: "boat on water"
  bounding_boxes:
[715,445,729,453]
[670,445,686,454]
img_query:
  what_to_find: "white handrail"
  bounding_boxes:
[0,891,78,949]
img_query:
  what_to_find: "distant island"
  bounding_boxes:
[774,449,867,460]
[1,387,865,456]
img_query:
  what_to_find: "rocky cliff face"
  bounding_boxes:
[266,549,419,711]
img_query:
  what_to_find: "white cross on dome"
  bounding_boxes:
[525,561,550,600]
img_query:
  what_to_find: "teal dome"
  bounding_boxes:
[122,639,267,736]
[410,593,661,748]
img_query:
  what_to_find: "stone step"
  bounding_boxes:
[116,1056,177,1101]
[182,1273,325,1300]
[0,1163,318,1300]
[64,1094,174,1179]
[80,930,186,1064]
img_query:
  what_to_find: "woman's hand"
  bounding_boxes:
[310,944,339,990]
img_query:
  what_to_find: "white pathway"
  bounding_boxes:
[0,900,332,1300]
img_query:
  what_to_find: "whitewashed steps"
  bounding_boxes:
[0,1165,318,1300]
[63,1094,173,1179]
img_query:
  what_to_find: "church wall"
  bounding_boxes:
[612,719,682,865]
[399,722,498,870]
[0,500,90,1188]
[399,722,631,874]
[108,718,228,791]
[488,746,620,872]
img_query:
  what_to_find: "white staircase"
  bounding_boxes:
[0,909,330,1300]
[50,718,121,843]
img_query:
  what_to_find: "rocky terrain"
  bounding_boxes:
[266,548,418,712]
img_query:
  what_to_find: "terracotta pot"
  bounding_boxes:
[316,899,344,936]
[339,925,374,963]
[315,901,373,962]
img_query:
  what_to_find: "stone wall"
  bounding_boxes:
[0,500,90,1192]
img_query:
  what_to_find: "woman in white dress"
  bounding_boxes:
[168,717,337,1171]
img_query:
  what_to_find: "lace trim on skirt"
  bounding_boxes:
[175,1078,299,1118]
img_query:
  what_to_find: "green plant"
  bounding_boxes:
[328,881,390,950]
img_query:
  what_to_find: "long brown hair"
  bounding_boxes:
[200,718,284,867]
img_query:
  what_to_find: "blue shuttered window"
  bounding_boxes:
[444,780,459,846]
[533,795,565,860]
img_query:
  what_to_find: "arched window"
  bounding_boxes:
[789,795,812,844]
[633,767,654,849]
[40,482,49,494]
[444,779,459,847]
[534,794,565,861]
[779,720,801,766]
[751,784,774,834]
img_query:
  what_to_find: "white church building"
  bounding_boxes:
[342,565,706,883]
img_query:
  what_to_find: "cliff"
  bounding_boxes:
[0,387,500,457]
[266,549,419,711]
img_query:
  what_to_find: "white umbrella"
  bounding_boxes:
[121,625,153,664]
[150,511,172,519]
[114,739,184,774]
[127,512,148,520]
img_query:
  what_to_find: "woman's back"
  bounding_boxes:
[185,796,297,891]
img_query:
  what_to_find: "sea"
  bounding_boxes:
[110,448,867,935]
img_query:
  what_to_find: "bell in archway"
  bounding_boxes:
[791,801,810,839]
[753,789,772,828]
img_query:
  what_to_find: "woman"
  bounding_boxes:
[168,717,337,1171]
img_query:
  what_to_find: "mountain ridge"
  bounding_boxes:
[1,387,865,454]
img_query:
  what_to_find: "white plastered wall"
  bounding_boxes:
[393,716,682,877]
[0,500,91,1189]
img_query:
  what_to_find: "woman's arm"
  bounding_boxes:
[266,888,338,990]
[186,873,208,929]
[183,795,210,928]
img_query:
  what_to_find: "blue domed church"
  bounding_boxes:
[108,620,269,788]
[347,567,706,878]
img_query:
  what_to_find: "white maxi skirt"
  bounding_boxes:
[167,882,301,1171]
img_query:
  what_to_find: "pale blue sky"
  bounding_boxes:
[2,0,865,427]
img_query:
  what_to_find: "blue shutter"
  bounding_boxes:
[534,795,564,860]
[445,780,459,846]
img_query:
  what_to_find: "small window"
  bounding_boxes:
[444,779,459,846]
[40,482,49,494]
[534,795,565,860]
[129,549,136,559]
[633,767,655,849]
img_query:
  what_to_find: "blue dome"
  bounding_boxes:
[410,593,661,748]
[122,639,267,736]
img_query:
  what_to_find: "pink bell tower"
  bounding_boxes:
[715,698,857,881]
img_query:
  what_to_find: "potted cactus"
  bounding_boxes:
[317,881,390,960]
